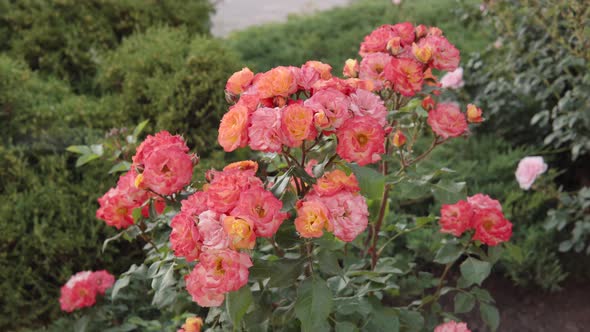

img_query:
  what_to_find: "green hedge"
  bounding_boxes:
[96,27,240,156]
[227,0,491,72]
[0,0,213,90]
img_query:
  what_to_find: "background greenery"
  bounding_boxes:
[1,0,588,330]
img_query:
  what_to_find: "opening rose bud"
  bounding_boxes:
[412,42,432,63]
[393,130,406,147]
[466,104,484,123]
[343,59,359,78]
[386,37,403,55]
[415,24,428,39]
[422,95,435,110]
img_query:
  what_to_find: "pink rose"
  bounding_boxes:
[434,321,471,332]
[515,156,548,190]
[322,191,369,242]
[440,67,464,90]
[427,102,468,139]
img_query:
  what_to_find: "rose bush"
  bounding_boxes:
[63,23,514,331]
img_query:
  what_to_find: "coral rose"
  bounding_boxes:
[231,187,288,238]
[179,316,203,332]
[466,104,483,123]
[343,59,359,78]
[472,208,513,246]
[254,66,298,99]
[427,102,468,139]
[384,57,424,97]
[185,249,252,307]
[226,67,254,96]
[222,215,256,250]
[170,212,202,261]
[218,102,250,152]
[59,270,115,312]
[515,156,548,190]
[142,146,194,195]
[294,199,331,238]
[336,116,386,166]
[313,169,360,197]
[439,200,473,237]
[281,104,317,147]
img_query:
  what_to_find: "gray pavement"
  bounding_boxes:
[211,0,353,37]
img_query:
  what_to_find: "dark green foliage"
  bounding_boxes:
[228,0,491,72]
[464,0,590,160]
[401,136,568,290]
[0,0,213,89]
[96,27,240,156]
[0,147,144,330]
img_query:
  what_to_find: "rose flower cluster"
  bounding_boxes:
[96,131,196,229]
[220,61,389,166]
[295,169,369,242]
[170,161,288,307]
[439,194,513,246]
[59,270,115,312]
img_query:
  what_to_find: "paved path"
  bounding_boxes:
[212,0,353,37]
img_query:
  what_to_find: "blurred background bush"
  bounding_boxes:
[1,0,588,330]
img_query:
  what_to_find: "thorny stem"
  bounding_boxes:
[138,221,159,254]
[270,237,285,257]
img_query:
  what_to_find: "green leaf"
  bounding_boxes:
[487,246,504,263]
[318,250,342,276]
[335,321,359,332]
[366,297,400,332]
[271,167,294,197]
[66,145,92,155]
[73,315,90,332]
[75,153,100,167]
[399,309,424,332]
[454,292,475,313]
[267,259,304,288]
[479,303,500,331]
[471,287,494,304]
[349,163,385,201]
[111,276,130,300]
[295,277,333,332]
[434,242,463,264]
[504,242,524,263]
[399,98,421,112]
[133,120,150,139]
[432,179,467,204]
[460,258,492,286]
[109,161,132,174]
[226,286,253,330]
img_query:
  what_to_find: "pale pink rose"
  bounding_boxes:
[434,321,471,332]
[494,38,503,49]
[322,191,369,242]
[359,52,393,90]
[349,89,388,127]
[515,156,548,190]
[467,193,502,212]
[304,88,351,129]
[248,107,283,153]
[392,0,402,5]
[440,67,464,90]
[197,210,229,251]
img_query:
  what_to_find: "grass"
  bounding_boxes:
[227,0,492,72]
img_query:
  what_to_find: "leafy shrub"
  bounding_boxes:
[0,0,213,89]
[464,0,590,160]
[0,56,142,330]
[401,136,568,290]
[0,147,144,330]
[228,0,491,71]
[96,27,240,155]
